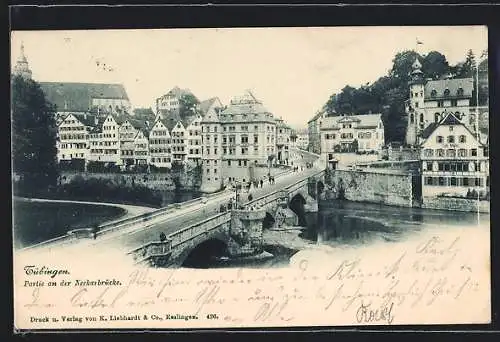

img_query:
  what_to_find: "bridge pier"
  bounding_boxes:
[228,208,266,257]
[304,194,318,213]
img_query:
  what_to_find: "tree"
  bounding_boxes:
[422,51,450,80]
[11,75,58,195]
[179,93,200,120]
[457,49,476,78]
[389,50,420,87]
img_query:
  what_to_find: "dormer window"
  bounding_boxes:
[431,89,437,97]
[444,89,450,97]
[457,87,464,96]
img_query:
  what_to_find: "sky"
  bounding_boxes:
[11,26,487,129]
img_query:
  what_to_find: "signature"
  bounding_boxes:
[355,301,395,325]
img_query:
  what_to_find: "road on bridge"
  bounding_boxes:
[23,148,321,261]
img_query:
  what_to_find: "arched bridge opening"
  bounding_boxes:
[181,238,229,269]
[317,180,325,197]
[289,193,307,226]
[262,212,275,230]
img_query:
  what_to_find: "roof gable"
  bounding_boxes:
[39,82,129,113]
[424,78,473,100]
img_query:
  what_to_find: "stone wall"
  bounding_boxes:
[60,168,202,191]
[385,147,420,161]
[422,196,490,213]
[324,169,414,207]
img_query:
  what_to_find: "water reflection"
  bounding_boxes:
[305,200,488,247]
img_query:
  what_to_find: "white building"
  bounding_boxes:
[57,113,97,163]
[171,121,187,163]
[155,86,194,115]
[405,57,476,146]
[186,114,203,165]
[149,119,172,169]
[87,114,122,165]
[200,90,278,192]
[134,130,150,166]
[420,112,489,198]
[320,113,385,165]
[275,117,291,164]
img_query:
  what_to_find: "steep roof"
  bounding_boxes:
[307,110,324,124]
[420,122,439,139]
[39,82,129,113]
[219,91,273,120]
[198,97,220,116]
[419,112,482,145]
[424,78,473,100]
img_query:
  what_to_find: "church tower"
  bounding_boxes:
[13,42,33,80]
[405,57,425,146]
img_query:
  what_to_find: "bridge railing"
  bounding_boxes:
[20,196,212,252]
[244,169,324,209]
[126,211,232,264]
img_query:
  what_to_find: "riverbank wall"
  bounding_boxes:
[59,169,201,191]
[323,168,414,208]
[322,168,490,213]
[421,196,490,213]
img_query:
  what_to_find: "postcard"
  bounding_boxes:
[11,25,490,330]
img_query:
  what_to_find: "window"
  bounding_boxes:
[450,177,457,186]
[437,149,445,157]
[459,135,466,143]
[425,177,433,185]
[415,102,419,108]
[410,113,414,124]
[458,149,467,157]
[471,149,477,157]
[419,113,424,123]
[438,177,445,186]
[436,136,444,143]
[424,149,434,157]
[435,113,440,123]
[444,89,450,97]
[446,149,456,158]
[457,87,464,96]
[447,135,455,143]
[451,100,457,107]
[431,89,437,97]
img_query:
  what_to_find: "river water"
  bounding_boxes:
[203,200,490,268]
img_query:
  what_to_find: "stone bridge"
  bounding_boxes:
[127,170,325,268]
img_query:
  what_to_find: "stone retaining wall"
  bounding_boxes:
[422,196,490,213]
[324,169,414,207]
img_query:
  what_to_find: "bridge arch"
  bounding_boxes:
[289,192,307,226]
[179,235,229,268]
[262,211,275,229]
[317,180,325,197]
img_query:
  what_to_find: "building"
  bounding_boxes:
[405,57,475,146]
[200,90,277,192]
[319,113,385,166]
[133,130,150,167]
[12,43,33,80]
[57,113,97,164]
[186,114,203,165]
[155,86,194,115]
[39,82,131,123]
[149,119,172,169]
[118,117,151,169]
[87,114,123,165]
[307,110,325,154]
[420,112,489,198]
[291,128,309,150]
[171,121,187,163]
[275,117,291,164]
